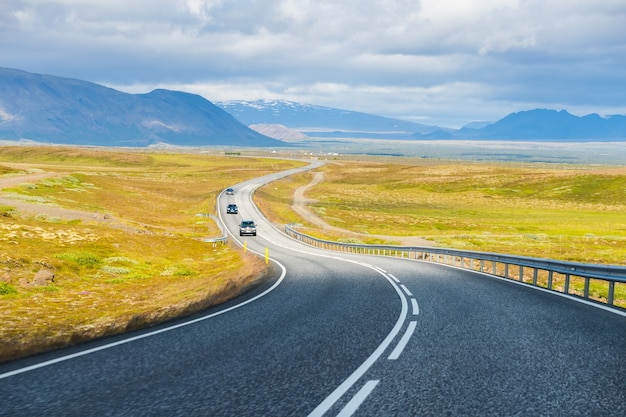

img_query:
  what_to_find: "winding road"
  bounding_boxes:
[1,162,625,416]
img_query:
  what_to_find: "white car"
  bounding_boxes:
[239,220,257,236]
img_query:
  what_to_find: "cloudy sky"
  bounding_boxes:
[2,0,625,127]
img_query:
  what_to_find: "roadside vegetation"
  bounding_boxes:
[0,146,305,363]
[255,158,626,306]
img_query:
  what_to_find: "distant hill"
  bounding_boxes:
[216,99,440,138]
[0,67,285,147]
[418,109,626,141]
[218,100,626,142]
[462,109,626,140]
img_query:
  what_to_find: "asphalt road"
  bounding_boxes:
[1,161,625,416]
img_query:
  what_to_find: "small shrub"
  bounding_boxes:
[0,282,17,295]
[55,251,102,267]
[20,183,38,190]
[173,265,195,276]
[104,256,138,265]
[0,206,17,217]
[160,267,176,276]
[100,265,130,275]
[34,214,62,223]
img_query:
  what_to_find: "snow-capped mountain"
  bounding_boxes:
[216,99,439,139]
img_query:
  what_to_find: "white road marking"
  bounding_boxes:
[411,298,419,315]
[388,273,400,283]
[400,284,413,296]
[388,321,417,361]
[336,380,380,417]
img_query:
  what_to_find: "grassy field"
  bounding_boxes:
[255,158,626,305]
[0,146,305,363]
[258,158,626,264]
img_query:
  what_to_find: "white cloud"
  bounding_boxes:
[1,0,625,127]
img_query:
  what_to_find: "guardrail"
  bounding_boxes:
[195,213,228,246]
[285,225,626,311]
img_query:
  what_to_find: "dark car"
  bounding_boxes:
[239,220,257,236]
[225,188,234,195]
[227,204,238,214]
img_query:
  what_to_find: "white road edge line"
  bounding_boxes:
[0,257,287,381]
[336,380,380,417]
[388,321,417,361]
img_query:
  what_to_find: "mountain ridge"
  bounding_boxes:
[1,67,624,146]
[0,67,284,147]
[216,99,440,135]
[219,100,626,141]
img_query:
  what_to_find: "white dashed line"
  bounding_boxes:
[388,321,417,360]
[411,298,419,315]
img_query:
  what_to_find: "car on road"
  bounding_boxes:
[227,204,238,214]
[225,188,234,195]
[239,220,257,236]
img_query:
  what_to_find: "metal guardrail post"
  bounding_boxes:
[547,270,553,290]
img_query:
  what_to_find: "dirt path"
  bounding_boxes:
[291,171,433,247]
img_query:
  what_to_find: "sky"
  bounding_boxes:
[2,0,625,128]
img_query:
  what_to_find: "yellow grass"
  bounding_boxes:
[255,158,626,306]
[0,146,305,362]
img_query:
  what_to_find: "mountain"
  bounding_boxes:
[218,100,626,142]
[420,109,626,141]
[0,68,285,147]
[3,68,623,146]
[216,99,440,138]
[457,109,626,140]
